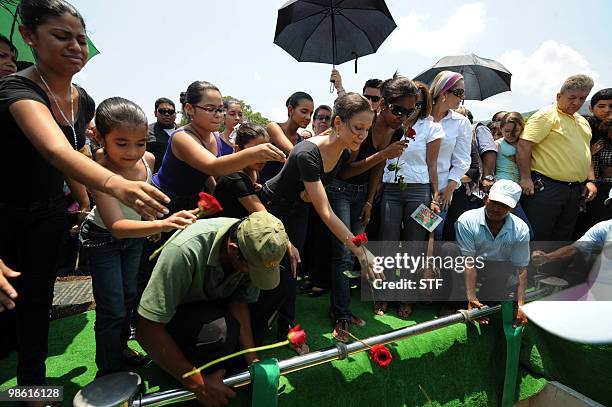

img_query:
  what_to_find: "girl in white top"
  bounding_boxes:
[429,71,472,239]
[79,97,197,377]
[381,81,443,239]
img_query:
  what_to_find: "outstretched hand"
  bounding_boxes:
[0,259,20,312]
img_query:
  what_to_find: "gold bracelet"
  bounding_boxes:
[103,174,118,194]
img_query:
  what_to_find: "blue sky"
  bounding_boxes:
[71,0,611,123]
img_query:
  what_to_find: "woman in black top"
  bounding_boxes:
[259,91,314,183]
[0,0,168,389]
[213,123,300,294]
[329,75,418,339]
[255,93,379,341]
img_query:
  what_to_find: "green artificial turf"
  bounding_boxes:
[0,289,562,406]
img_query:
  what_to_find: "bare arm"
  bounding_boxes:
[426,139,442,201]
[92,189,196,239]
[304,180,378,280]
[531,244,578,265]
[464,264,478,302]
[66,178,91,213]
[238,195,267,213]
[516,139,535,194]
[9,100,169,219]
[266,122,295,155]
[173,132,285,178]
[136,318,236,405]
[338,141,407,179]
[228,300,258,364]
[481,151,496,178]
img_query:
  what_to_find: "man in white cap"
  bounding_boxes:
[454,179,531,327]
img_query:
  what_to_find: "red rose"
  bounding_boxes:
[197,192,223,216]
[287,324,307,349]
[405,127,416,141]
[351,233,368,247]
[369,344,392,368]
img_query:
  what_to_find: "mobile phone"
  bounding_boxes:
[533,177,545,192]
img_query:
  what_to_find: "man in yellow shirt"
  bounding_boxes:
[516,74,597,277]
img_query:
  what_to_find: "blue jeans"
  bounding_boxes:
[380,183,431,242]
[255,184,309,335]
[79,220,144,375]
[327,179,368,321]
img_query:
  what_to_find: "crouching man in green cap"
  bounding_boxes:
[136,212,288,406]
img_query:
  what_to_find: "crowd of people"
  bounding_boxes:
[0,1,610,406]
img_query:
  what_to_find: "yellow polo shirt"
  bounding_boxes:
[522,103,591,182]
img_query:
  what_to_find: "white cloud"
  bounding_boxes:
[254,72,263,81]
[467,40,600,120]
[497,40,599,101]
[385,3,486,57]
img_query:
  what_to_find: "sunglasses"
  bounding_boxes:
[415,101,424,110]
[363,94,381,103]
[449,88,465,98]
[315,115,332,122]
[193,105,226,115]
[387,104,417,118]
[157,108,176,116]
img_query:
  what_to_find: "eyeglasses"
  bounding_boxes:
[193,105,226,115]
[157,108,175,116]
[387,104,417,118]
[363,94,381,103]
[449,88,465,98]
[315,115,332,122]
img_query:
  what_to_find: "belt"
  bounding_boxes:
[533,172,583,187]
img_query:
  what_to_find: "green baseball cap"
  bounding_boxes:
[237,212,289,290]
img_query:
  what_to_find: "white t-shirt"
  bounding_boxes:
[382,116,444,184]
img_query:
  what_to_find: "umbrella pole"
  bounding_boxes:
[329,1,337,92]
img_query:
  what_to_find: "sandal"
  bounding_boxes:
[332,319,350,343]
[397,302,413,319]
[374,301,388,316]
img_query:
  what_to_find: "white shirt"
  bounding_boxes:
[436,110,472,190]
[382,116,444,184]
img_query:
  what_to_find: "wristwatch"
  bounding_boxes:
[483,175,495,182]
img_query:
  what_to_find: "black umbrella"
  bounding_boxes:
[273,0,397,72]
[413,54,512,101]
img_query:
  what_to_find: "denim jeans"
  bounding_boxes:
[79,220,144,375]
[327,179,368,321]
[380,183,431,242]
[253,184,309,335]
[0,195,66,385]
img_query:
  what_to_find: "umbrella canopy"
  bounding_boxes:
[0,0,99,64]
[274,0,396,67]
[413,54,511,101]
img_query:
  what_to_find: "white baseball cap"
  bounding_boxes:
[605,188,612,206]
[488,179,522,208]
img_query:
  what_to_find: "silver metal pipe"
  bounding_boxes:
[134,300,522,407]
